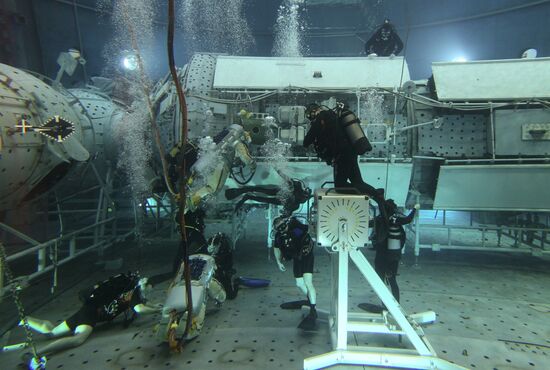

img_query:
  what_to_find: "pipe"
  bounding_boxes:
[446,158,550,163]
[415,244,550,254]
[489,104,496,160]
[6,218,116,262]
[0,223,40,246]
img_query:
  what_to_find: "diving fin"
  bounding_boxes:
[297,310,318,331]
[225,188,246,200]
[280,300,309,310]
[358,302,385,313]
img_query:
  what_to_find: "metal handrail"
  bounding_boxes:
[417,222,550,233]
[413,218,550,256]
[26,229,135,281]
[1,219,135,295]
[6,218,116,262]
[445,158,550,164]
[253,156,413,163]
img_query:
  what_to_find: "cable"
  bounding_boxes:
[167,0,193,347]
[230,165,256,185]
[187,91,278,104]
[195,84,549,113]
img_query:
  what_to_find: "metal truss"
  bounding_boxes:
[0,163,135,297]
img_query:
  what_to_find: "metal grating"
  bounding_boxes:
[418,113,488,158]
[366,114,409,158]
[185,54,218,139]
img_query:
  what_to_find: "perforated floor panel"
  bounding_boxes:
[1,239,549,370]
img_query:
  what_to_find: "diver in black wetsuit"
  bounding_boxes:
[272,216,317,330]
[9,273,160,367]
[368,200,419,306]
[365,19,403,57]
[225,170,311,217]
[303,103,388,233]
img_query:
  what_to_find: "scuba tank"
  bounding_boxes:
[387,212,406,251]
[335,102,372,155]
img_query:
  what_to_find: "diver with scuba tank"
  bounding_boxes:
[303,102,389,234]
[272,216,318,331]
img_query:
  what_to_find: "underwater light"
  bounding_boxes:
[453,56,468,62]
[122,53,138,71]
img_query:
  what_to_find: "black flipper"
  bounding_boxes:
[358,302,385,313]
[297,310,318,331]
[225,188,246,200]
[280,300,309,310]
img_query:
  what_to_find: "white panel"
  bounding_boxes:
[494,109,550,156]
[432,58,550,101]
[315,190,370,247]
[213,56,410,90]
[225,161,413,207]
[433,164,550,211]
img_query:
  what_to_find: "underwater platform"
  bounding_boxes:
[1,225,549,370]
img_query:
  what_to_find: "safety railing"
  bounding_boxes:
[0,219,135,297]
[412,222,550,256]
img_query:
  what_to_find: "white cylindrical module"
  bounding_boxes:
[0,63,122,210]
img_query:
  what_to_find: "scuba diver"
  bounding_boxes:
[360,200,419,312]
[225,168,311,217]
[365,19,403,57]
[303,102,389,237]
[272,216,317,331]
[7,273,160,368]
